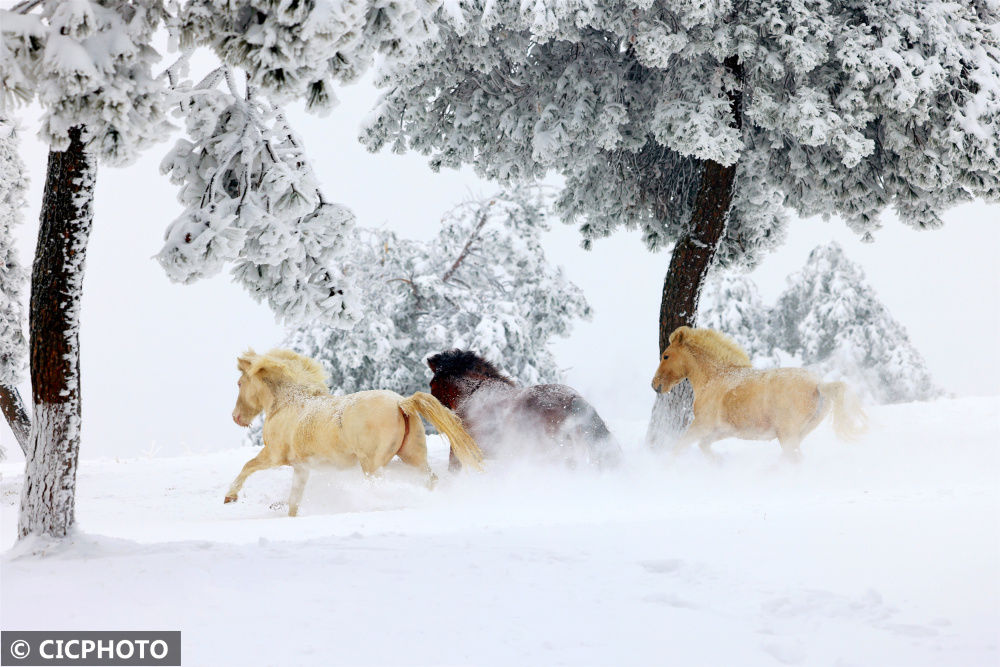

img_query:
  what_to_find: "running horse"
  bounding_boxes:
[226,348,483,516]
[651,326,867,461]
[427,349,622,469]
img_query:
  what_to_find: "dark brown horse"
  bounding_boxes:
[427,349,622,470]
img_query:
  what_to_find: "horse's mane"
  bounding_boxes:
[240,348,329,389]
[426,349,516,385]
[672,327,752,368]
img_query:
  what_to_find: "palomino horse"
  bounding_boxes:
[227,349,483,516]
[651,326,866,461]
[427,349,622,470]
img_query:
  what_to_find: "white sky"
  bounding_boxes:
[3,74,998,459]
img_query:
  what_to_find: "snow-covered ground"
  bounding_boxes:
[2,397,997,666]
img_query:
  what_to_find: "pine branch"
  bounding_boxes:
[388,277,423,308]
[0,384,30,455]
[10,0,43,14]
[442,200,493,283]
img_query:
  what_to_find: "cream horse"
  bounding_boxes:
[226,349,484,516]
[651,326,867,461]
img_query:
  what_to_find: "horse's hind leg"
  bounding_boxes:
[777,435,803,463]
[395,423,437,490]
[776,392,824,463]
[287,466,310,517]
[225,450,277,503]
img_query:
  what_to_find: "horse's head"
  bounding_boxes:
[426,351,467,410]
[233,349,273,427]
[428,374,462,410]
[427,349,515,410]
[651,327,692,393]
[232,348,328,426]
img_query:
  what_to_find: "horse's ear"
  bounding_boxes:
[237,349,256,373]
[426,354,439,372]
[670,326,690,346]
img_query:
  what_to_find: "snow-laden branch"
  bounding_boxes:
[442,201,492,283]
[157,69,361,328]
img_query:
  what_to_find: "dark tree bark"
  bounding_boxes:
[18,126,96,539]
[656,158,740,351]
[647,57,743,448]
[0,384,30,455]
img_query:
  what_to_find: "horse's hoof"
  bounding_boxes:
[224,495,237,504]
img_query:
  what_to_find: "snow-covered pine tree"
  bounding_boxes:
[2,0,169,538]
[772,243,942,404]
[157,68,360,326]
[699,245,943,403]
[285,187,590,397]
[362,0,1000,445]
[1,0,445,539]
[0,117,30,460]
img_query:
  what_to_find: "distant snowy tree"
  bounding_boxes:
[286,188,590,396]
[363,0,1000,445]
[698,275,781,368]
[0,0,443,539]
[772,243,942,404]
[700,244,943,403]
[0,117,30,460]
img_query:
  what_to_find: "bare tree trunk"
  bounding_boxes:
[646,57,742,449]
[18,126,95,539]
[0,384,30,455]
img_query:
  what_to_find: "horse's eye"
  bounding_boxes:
[662,354,669,360]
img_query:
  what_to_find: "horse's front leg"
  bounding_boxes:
[698,437,722,464]
[287,465,310,517]
[225,450,275,504]
[670,426,705,458]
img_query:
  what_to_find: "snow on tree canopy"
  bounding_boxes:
[0,0,171,165]
[172,0,443,113]
[699,243,943,404]
[0,117,28,388]
[285,187,591,397]
[157,69,360,327]
[364,0,1000,268]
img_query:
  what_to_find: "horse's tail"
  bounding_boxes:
[818,381,868,441]
[400,392,484,471]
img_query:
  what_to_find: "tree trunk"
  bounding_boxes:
[646,57,742,449]
[0,384,30,456]
[18,126,95,539]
